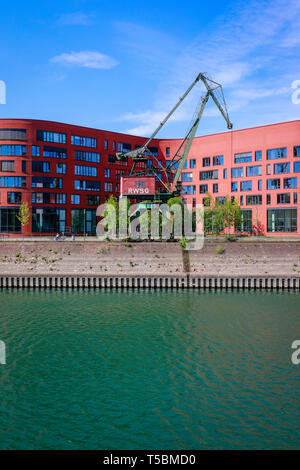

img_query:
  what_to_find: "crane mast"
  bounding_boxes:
[117,73,232,199]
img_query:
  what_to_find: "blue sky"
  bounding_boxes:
[1,0,300,138]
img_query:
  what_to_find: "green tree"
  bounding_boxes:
[16,202,30,239]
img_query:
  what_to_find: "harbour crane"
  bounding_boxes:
[117,73,232,200]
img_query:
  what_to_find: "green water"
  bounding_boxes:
[0,289,299,450]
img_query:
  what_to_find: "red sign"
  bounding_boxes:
[121,177,156,196]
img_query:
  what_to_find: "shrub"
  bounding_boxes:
[216,244,225,254]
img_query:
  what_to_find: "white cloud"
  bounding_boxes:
[50,51,118,69]
[58,12,94,26]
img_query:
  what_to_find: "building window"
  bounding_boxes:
[267,178,280,189]
[37,130,66,144]
[294,161,300,172]
[234,152,252,163]
[277,193,290,204]
[71,135,97,148]
[0,176,26,188]
[0,129,26,141]
[266,164,271,175]
[44,146,67,159]
[166,147,170,157]
[235,210,252,232]
[7,192,21,204]
[294,146,300,157]
[32,177,62,189]
[258,180,262,190]
[255,150,262,161]
[200,184,208,194]
[200,170,218,180]
[240,195,244,205]
[231,182,238,192]
[56,163,66,174]
[104,140,108,150]
[32,161,50,173]
[104,182,113,192]
[181,172,193,182]
[223,168,227,179]
[86,195,100,206]
[203,157,210,167]
[267,147,287,160]
[274,162,290,174]
[182,185,196,195]
[71,209,96,234]
[22,161,26,173]
[213,183,218,193]
[0,208,21,232]
[284,177,297,189]
[113,141,116,151]
[74,180,100,191]
[216,196,226,205]
[240,181,252,191]
[71,194,80,205]
[32,145,40,157]
[246,165,262,177]
[75,150,100,163]
[213,155,224,165]
[32,208,66,233]
[231,167,243,178]
[246,195,262,205]
[75,165,97,177]
[267,194,271,205]
[190,159,196,168]
[116,169,126,179]
[0,160,15,172]
[294,193,298,204]
[267,208,297,232]
[0,145,26,156]
[118,142,132,153]
[104,168,110,178]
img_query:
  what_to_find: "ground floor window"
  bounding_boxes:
[235,209,252,232]
[267,208,297,232]
[71,209,96,234]
[32,208,66,233]
[0,208,21,232]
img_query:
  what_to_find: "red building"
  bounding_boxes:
[0,118,299,236]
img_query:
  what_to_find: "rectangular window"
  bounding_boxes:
[213,183,218,193]
[0,145,26,156]
[267,194,271,205]
[235,210,252,232]
[0,160,15,172]
[182,185,196,195]
[267,147,287,160]
[71,135,97,148]
[86,195,100,206]
[267,164,271,175]
[274,162,290,174]
[240,181,252,191]
[104,140,108,150]
[213,155,224,166]
[104,182,113,192]
[181,172,193,182]
[0,176,26,188]
[104,168,110,178]
[71,194,80,205]
[258,180,262,190]
[113,141,116,151]
[267,208,297,232]
[246,195,262,205]
[190,159,196,168]
[0,208,21,232]
[246,165,262,177]
[231,182,238,192]
[32,161,50,173]
[216,196,226,205]
[0,129,26,141]
[284,177,297,189]
[37,130,66,144]
[294,161,300,172]
[255,150,262,161]
[75,150,100,163]
[74,180,100,191]
[44,146,67,159]
[74,165,97,177]
[118,142,132,153]
[277,193,290,204]
[56,163,66,174]
[32,208,66,233]
[234,152,252,163]
[231,167,243,178]
[199,184,208,194]
[108,154,117,163]
[32,145,40,157]
[71,209,96,234]
[202,157,210,167]
[116,169,126,179]
[294,146,300,157]
[294,193,297,204]
[33,193,67,204]
[166,147,170,157]
[32,177,62,189]
[267,178,280,189]
[240,195,244,205]
[223,168,227,179]
[199,170,218,180]
[7,192,21,204]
